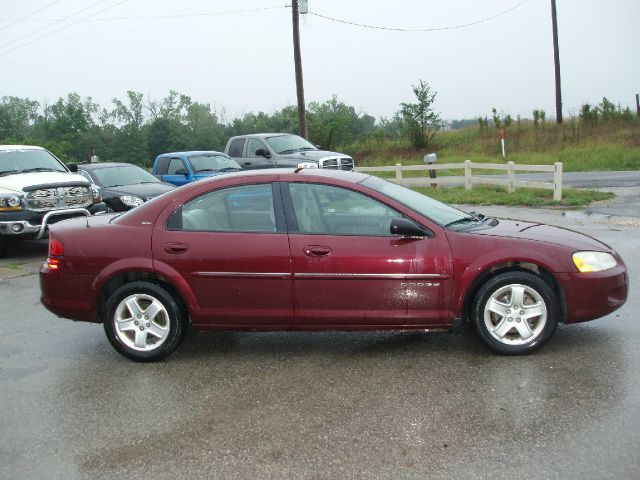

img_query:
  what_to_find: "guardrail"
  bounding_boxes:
[356,160,564,201]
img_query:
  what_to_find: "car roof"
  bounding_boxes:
[194,167,370,185]
[157,151,226,157]
[0,145,45,151]
[78,162,142,170]
[231,133,293,139]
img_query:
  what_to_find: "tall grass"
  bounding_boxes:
[349,117,640,172]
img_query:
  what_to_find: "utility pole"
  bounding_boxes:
[636,94,639,117]
[292,1,308,138]
[551,0,563,123]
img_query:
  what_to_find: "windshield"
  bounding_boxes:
[362,176,473,227]
[266,135,317,154]
[188,154,241,172]
[91,165,160,187]
[0,148,67,175]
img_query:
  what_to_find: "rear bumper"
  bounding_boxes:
[39,266,100,322]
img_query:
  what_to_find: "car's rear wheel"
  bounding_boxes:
[0,235,8,258]
[103,281,185,361]
[470,271,559,355]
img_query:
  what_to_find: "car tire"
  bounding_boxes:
[103,281,185,361]
[0,235,8,259]
[470,271,559,355]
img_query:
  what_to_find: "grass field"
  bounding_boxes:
[346,118,638,206]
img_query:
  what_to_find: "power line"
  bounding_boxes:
[308,0,529,33]
[0,0,114,52]
[0,5,289,23]
[0,0,65,34]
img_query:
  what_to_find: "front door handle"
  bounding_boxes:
[164,242,189,254]
[304,245,332,257]
[243,161,252,166]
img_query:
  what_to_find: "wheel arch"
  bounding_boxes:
[97,271,191,324]
[460,261,567,326]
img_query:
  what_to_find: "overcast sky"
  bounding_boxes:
[0,0,638,122]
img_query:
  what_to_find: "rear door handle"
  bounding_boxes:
[164,242,189,254]
[304,245,332,257]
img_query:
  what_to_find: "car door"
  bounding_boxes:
[152,182,294,328]
[241,138,275,170]
[284,182,453,327]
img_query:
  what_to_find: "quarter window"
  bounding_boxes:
[181,184,276,233]
[227,138,246,157]
[289,183,398,236]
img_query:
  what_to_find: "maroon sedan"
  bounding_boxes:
[40,169,628,361]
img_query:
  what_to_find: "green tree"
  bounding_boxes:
[0,96,40,142]
[398,80,442,149]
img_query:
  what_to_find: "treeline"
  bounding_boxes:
[0,91,410,166]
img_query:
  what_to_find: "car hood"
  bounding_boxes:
[102,182,175,198]
[0,171,89,193]
[472,218,612,252]
[280,150,352,161]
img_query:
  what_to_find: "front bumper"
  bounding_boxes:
[559,264,628,323]
[0,202,106,240]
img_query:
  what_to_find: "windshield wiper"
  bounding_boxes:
[0,170,20,177]
[297,147,316,151]
[444,216,478,228]
[217,167,241,172]
[277,149,299,154]
[19,167,62,173]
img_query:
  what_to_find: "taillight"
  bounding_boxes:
[47,235,64,270]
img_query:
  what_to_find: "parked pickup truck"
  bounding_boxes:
[0,145,105,258]
[224,133,355,171]
[152,151,242,186]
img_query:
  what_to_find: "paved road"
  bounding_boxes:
[1,206,639,479]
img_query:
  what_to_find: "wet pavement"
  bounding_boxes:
[1,206,639,479]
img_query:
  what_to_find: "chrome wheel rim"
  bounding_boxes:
[113,294,170,351]
[483,283,547,346]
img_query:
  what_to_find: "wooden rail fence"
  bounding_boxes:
[356,160,564,201]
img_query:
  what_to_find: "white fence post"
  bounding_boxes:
[464,160,472,190]
[553,162,563,201]
[395,163,402,181]
[507,161,515,193]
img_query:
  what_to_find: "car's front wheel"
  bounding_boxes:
[103,281,185,361]
[470,271,559,355]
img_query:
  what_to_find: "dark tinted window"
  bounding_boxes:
[155,156,170,175]
[227,139,246,158]
[289,183,397,236]
[182,184,276,233]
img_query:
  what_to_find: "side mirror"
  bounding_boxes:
[67,163,78,172]
[390,218,432,238]
[255,148,271,158]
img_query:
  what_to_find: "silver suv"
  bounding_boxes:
[224,133,355,171]
[0,145,105,258]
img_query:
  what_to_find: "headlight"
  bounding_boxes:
[572,251,617,272]
[120,195,144,208]
[90,184,102,202]
[0,194,23,211]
